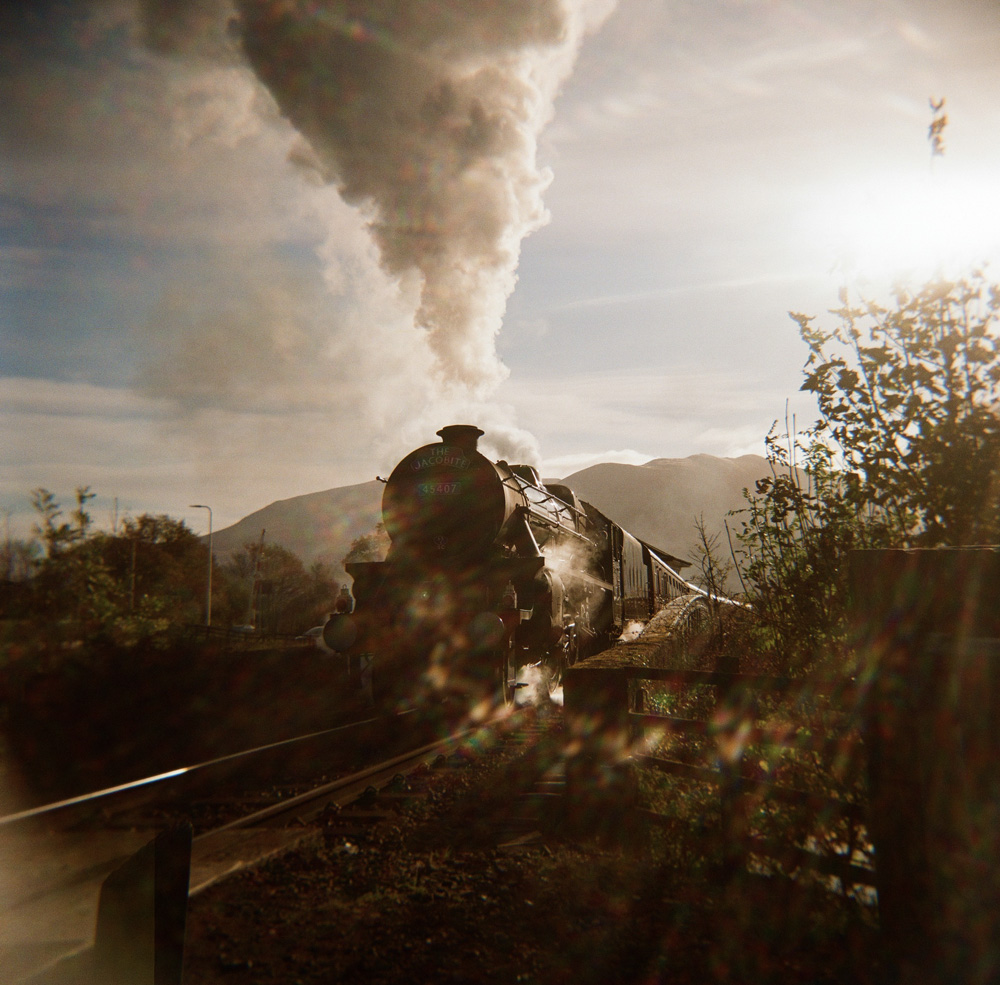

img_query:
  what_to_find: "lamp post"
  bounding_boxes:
[189,504,213,627]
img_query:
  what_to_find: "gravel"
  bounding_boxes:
[180,708,887,985]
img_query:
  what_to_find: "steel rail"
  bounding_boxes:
[194,723,487,840]
[0,715,386,828]
[1,715,506,985]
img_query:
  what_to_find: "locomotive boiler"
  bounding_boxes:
[324,424,704,709]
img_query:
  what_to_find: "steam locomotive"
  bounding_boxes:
[324,425,709,708]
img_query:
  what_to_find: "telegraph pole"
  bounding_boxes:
[189,504,213,627]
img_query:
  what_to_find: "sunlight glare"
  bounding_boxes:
[818,170,1000,283]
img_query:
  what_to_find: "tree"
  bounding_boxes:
[0,537,40,619]
[1,537,39,583]
[736,271,1000,668]
[102,514,206,629]
[691,513,734,634]
[31,486,94,557]
[736,422,890,666]
[28,487,115,633]
[17,491,208,650]
[797,272,1000,545]
[343,522,389,566]
[216,542,338,634]
[254,543,311,634]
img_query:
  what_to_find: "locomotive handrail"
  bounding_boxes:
[518,503,595,545]
[500,472,586,524]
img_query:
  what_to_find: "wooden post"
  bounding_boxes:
[715,654,749,883]
[851,548,1000,984]
[93,824,192,985]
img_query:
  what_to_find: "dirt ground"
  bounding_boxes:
[181,712,888,985]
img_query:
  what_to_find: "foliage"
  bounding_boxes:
[1,537,40,582]
[216,541,339,634]
[797,273,1000,545]
[17,493,206,651]
[343,522,389,566]
[736,271,1000,668]
[691,513,735,635]
[5,488,344,659]
[98,514,207,642]
[31,486,94,557]
[735,426,893,666]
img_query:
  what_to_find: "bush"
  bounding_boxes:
[734,271,1000,670]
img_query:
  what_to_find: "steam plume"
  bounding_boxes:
[2,0,613,509]
[233,0,609,390]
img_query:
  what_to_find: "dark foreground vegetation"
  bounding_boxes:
[0,486,353,807]
[182,704,886,985]
[0,641,359,807]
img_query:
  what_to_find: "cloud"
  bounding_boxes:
[496,366,813,468]
[0,376,169,420]
[0,373,554,541]
[538,269,822,315]
[0,374,380,535]
[541,448,653,475]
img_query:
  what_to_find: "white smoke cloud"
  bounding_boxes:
[229,0,614,391]
[139,0,613,411]
[0,0,615,531]
[100,0,616,397]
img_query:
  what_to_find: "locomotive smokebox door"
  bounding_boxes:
[382,425,509,562]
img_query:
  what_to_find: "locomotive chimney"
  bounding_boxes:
[437,425,484,451]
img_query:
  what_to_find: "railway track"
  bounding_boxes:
[2,704,566,985]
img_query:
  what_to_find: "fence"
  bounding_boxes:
[850,547,1000,982]
[183,624,307,649]
[563,661,874,892]
[566,548,1000,984]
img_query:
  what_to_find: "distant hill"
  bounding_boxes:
[562,454,770,586]
[211,454,770,590]
[211,481,383,585]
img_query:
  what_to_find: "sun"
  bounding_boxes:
[817,168,1000,284]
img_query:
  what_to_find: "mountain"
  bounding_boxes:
[210,481,383,584]
[210,454,770,589]
[561,454,770,582]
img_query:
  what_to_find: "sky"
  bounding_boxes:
[3,0,1000,540]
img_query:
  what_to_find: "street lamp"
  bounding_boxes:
[189,504,213,627]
